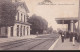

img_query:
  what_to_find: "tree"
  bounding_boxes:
[0,0,17,27]
[47,26,53,34]
[28,14,48,34]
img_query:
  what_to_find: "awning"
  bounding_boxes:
[55,18,78,24]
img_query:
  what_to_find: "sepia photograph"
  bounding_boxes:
[0,0,80,50]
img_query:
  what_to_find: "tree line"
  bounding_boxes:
[0,0,17,27]
[28,14,48,34]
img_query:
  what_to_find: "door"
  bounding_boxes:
[20,25,22,37]
[27,27,28,35]
[17,25,19,37]
[11,27,13,37]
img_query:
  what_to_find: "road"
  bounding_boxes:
[0,34,59,50]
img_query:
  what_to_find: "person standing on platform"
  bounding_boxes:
[66,31,69,38]
[69,31,73,42]
[72,31,76,46]
[64,31,66,39]
[61,31,64,43]
[75,32,78,41]
[76,32,79,42]
[36,31,39,36]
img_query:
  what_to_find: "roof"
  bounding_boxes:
[55,17,78,20]
[14,2,29,13]
[55,17,78,24]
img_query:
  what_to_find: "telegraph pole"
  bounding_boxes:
[78,0,80,42]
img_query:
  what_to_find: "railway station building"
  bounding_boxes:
[0,0,31,38]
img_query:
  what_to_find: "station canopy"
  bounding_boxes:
[55,17,78,24]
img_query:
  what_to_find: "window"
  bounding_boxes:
[27,27,29,35]
[26,16,28,22]
[23,26,25,36]
[24,15,25,22]
[21,13,23,21]
[17,12,19,21]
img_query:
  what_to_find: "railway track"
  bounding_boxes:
[0,38,50,50]
[0,34,59,50]
[28,39,51,50]
[0,39,37,50]
[28,38,56,50]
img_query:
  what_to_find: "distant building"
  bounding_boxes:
[0,0,31,38]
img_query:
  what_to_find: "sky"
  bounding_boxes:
[23,0,79,30]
